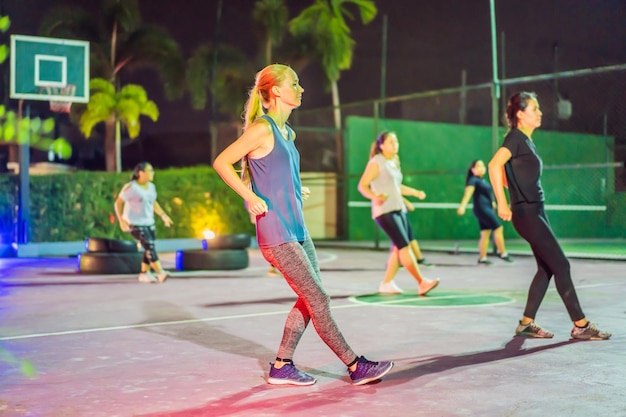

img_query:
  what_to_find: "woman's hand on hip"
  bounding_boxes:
[246,195,268,216]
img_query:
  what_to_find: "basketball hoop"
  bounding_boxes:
[41,84,76,113]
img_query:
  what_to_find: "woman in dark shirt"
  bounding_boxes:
[457,159,512,265]
[488,92,610,340]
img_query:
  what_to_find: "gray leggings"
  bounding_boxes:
[260,237,357,365]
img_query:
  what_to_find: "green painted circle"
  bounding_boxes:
[351,291,514,308]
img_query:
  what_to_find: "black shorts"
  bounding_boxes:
[474,207,501,231]
[374,210,415,250]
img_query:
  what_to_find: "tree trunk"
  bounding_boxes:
[115,120,122,173]
[331,80,343,172]
[104,117,116,172]
[330,80,345,239]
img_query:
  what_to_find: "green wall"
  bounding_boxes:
[346,116,622,241]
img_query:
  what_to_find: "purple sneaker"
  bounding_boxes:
[348,356,394,386]
[267,362,316,386]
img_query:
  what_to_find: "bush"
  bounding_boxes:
[0,165,254,243]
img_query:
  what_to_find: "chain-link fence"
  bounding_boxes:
[291,64,626,239]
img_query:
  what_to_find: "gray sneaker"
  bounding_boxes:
[515,321,554,338]
[348,356,394,386]
[267,362,316,386]
[571,322,611,340]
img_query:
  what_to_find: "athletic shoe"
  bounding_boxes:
[478,258,493,265]
[499,253,514,263]
[515,321,554,338]
[156,271,169,283]
[267,362,317,386]
[571,322,611,340]
[418,258,435,267]
[378,280,404,294]
[267,266,282,277]
[138,272,157,283]
[418,278,440,296]
[348,356,394,386]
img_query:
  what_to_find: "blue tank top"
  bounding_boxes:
[248,115,307,248]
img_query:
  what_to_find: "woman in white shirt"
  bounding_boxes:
[114,162,173,283]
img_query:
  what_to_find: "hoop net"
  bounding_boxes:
[42,84,76,113]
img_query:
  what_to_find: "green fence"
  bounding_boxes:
[345,116,623,241]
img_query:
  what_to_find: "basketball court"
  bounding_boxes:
[1,244,624,416]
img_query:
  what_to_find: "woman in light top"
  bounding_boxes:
[213,64,393,386]
[358,131,439,295]
[114,162,173,283]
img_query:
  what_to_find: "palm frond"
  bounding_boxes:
[37,6,102,42]
[102,0,141,35]
[117,25,186,99]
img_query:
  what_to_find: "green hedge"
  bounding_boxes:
[0,166,254,243]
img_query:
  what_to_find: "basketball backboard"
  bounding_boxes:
[10,34,89,103]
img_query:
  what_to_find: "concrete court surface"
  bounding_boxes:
[0,246,624,417]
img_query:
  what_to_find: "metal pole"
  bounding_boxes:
[380,14,388,119]
[18,103,31,244]
[209,0,223,164]
[500,31,506,114]
[489,0,500,153]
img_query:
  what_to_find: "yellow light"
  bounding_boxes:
[202,229,215,240]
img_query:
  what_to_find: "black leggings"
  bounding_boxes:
[129,225,158,264]
[512,202,584,322]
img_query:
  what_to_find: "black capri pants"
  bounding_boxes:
[375,210,415,250]
[129,224,159,264]
[511,202,584,321]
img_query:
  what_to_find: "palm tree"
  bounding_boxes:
[38,0,185,171]
[252,0,289,66]
[80,78,158,170]
[186,42,254,161]
[289,0,377,170]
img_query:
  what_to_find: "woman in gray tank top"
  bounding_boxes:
[358,131,439,295]
[213,64,394,386]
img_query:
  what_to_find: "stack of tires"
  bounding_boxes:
[78,237,143,274]
[176,233,250,271]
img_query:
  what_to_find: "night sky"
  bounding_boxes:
[2,0,625,166]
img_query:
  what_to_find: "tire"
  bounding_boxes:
[85,237,138,253]
[176,249,249,271]
[203,233,251,250]
[78,252,143,274]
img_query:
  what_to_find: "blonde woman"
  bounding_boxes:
[213,64,393,386]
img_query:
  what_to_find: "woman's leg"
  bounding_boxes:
[493,226,508,257]
[478,229,492,260]
[262,237,357,365]
[130,226,167,282]
[381,246,401,285]
[513,208,585,322]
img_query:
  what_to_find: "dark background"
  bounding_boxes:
[2,0,625,169]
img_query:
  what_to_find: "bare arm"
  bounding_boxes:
[213,122,272,216]
[154,201,173,227]
[402,196,415,212]
[488,147,513,221]
[400,184,426,200]
[457,185,475,215]
[114,195,129,232]
[357,162,387,206]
